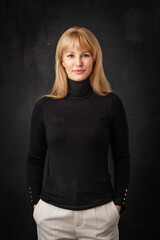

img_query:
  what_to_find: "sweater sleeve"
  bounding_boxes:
[110,93,131,214]
[26,97,47,206]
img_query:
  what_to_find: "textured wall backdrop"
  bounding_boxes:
[0,0,159,239]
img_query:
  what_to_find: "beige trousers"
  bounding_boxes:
[33,199,120,240]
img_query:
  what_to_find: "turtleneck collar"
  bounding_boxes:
[67,76,93,100]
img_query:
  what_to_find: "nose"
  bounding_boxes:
[75,56,83,67]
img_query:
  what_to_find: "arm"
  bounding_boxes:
[110,93,131,215]
[26,97,47,208]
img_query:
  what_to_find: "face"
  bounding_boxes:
[61,47,94,81]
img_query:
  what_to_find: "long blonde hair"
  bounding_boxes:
[41,26,113,100]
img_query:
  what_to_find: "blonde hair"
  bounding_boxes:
[40,26,113,100]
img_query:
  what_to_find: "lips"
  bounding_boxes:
[73,70,85,74]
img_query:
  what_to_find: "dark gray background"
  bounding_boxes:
[0,0,160,239]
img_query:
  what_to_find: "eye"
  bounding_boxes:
[82,54,90,57]
[67,54,74,58]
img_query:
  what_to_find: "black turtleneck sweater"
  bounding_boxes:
[26,77,131,214]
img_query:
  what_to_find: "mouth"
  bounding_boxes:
[73,70,85,74]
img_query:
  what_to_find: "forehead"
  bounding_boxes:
[62,36,92,54]
[64,47,90,54]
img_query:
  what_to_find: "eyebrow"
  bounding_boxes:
[65,51,90,54]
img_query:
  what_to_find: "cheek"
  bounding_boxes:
[87,59,93,70]
[64,61,73,70]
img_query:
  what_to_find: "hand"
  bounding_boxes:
[33,204,37,210]
[115,205,121,214]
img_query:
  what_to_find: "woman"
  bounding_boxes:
[27,26,131,240]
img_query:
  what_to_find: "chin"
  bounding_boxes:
[69,75,89,81]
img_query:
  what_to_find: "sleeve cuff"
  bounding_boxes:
[28,186,40,206]
[113,188,128,214]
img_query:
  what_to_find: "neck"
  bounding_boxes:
[66,76,93,100]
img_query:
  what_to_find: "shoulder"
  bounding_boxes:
[103,92,126,116]
[107,91,122,100]
[32,96,46,115]
[103,91,123,107]
[32,96,57,113]
[108,92,127,117]
[107,91,124,106]
[34,96,47,107]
